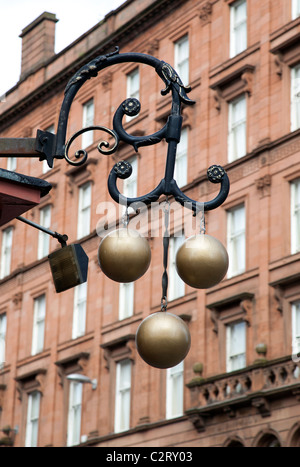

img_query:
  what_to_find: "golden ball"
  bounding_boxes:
[176,234,228,289]
[136,312,191,369]
[98,228,151,283]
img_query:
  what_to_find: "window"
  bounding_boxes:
[67,381,82,446]
[227,204,246,277]
[226,321,246,372]
[292,301,300,356]
[119,282,134,320]
[77,182,91,238]
[174,34,189,86]
[25,391,41,447]
[82,99,94,148]
[126,68,140,120]
[72,282,87,339]
[228,94,246,162]
[31,295,46,356]
[174,126,188,187]
[230,0,247,58]
[0,314,6,367]
[7,157,17,171]
[123,156,138,215]
[166,361,184,419]
[0,227,13,279]
[115,359,131,433]
[37,205,51,260]
[291,65,300,132]
[291,178,300,254]
[168,235,185,301]
[42,125,55,173]
[292,0,300,19]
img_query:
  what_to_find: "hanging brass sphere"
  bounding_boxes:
[176,234,228,289]
[98,228,151,283]
[136,312,191,369]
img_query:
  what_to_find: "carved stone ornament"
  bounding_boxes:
[199,2,213,25]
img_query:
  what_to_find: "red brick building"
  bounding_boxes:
[0,0,300,447]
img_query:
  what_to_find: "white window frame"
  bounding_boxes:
[38,205,51,260]
[72,282,87,339]
[82,99,94,148]
[25,391,41,447]
[31,295,46,356]
[228,94,247,162]
[0,227,13,279]
[67,381,82,446]
[0,313,6,367]
[291,65,300,132]
[226,321,246,372]
[227,204,246,278]
[291,178,300,254]
[77,182,91,239]
[230,0,247,58]
[174,126,188,188]
[166,361,184,419]
[292,301,300,356]
[7,157,17,172]
[174,34,189,86]
[115,359,131,433]
[119,282,134,320]
[168,234,185,301]
[292,0,300,19]
[126,68,140,121]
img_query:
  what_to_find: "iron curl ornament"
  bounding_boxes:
[53,46,229,214]
[52,47,231,369]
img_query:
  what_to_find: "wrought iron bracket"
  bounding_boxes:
[0,46,230,214]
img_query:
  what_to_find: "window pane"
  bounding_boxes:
[0,314,6,366]
[227,205,246,277]
[291,65,300,132]
[7,157,17,171]
[0,227,13,279]
[32,295,46,355]
[230,0,247,58]
[228,94,246,162]
[226,321,246,372]
[166,361,184,419]
[82,99,94,148]
[175,35,189,85]
[174,127,188,187]
[291,179,300,253]
[168,235,185,301]
[126,69,139,121]
[25,391,40,447]
[77,183,91,238]
[119,282,134,320]
[72,282,87,339]
[292,302,300,354]
[67,381,82,446]
[292,0,300,19]
[115,360,131,433]
[38,206,51,259]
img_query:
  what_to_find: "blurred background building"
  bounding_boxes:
[0,0,300,447]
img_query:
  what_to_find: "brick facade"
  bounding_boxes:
[0,0,300,447]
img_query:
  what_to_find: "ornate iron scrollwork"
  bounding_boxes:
[52,47,229,213]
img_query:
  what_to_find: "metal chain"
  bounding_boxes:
[161,198,170,311]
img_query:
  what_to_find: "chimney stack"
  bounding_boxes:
[19,12,58,80]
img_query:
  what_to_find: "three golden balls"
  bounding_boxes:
[176,234,229,289]
[98,228,151,283]
[136,312,191,369]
